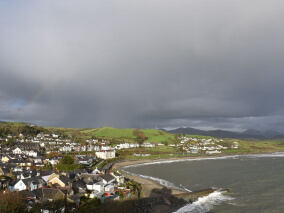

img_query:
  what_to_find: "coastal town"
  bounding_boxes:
[0,123,271,212]
[0,126,140,212]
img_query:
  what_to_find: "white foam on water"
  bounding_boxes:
[122,170,185,191]
[173,191,235,213]
[123,152,284,169]
[245,152,284,159]
[122,155,240,169]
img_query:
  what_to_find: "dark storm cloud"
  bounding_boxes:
[1,0,284,131]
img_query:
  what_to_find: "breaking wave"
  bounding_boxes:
[173,191,235,213]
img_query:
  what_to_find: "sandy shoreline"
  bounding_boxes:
[113,159,185,197]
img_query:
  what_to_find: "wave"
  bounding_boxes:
[244,152,284,159]
[173,191,235,213]
[122,152,284,169]
[122,155,239,169]
[122,170,186,191]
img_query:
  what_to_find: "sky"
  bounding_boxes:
[1,0,284,132]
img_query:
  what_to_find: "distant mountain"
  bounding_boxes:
[242,129,281,138]
[272,135,284,140]
[167,127,267,140]
[263,130,281,138]
[242,129,263,136]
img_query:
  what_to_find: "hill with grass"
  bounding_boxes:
[0,121,178,144]
[80,127,177,144]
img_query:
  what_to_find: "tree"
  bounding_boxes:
[162,141,168,146]
[133,129,148,145]
[7,138,15,147]
[0,191,26,213]
[60,155,74,165]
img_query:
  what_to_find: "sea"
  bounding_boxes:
[123,152,284,213]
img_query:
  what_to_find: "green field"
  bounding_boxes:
[0,121,30,127]
[80,127,176,144]
[82,127,136,141]
[238,140,284,152]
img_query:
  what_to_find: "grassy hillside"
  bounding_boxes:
[82,127,136,140]
[81,127,177,143]
[0,121,30,127]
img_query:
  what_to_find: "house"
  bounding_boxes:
[77,156,93,165]
[104,184,114,194]
[40,170,54,182]
[33,187,65,203]
[13,147,23,155]
[111,172,124,184]
[9,176,46,192]
[102,174,115,185]
[67,169,88,180]
[92,167,101,174]
[95,150,116,159]
[1,155,10,163]
[18,190,37,202]
[72,180,87,196]
[20,170,37,179]
[191,149,199,154]
[26,150,38,157]
[141,142,155,148]
[206,150,221,155]
[48,175,72,188]
[85,180,104,193]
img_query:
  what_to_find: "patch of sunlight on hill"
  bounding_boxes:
[141,129,176,143]
[82,127,137,139]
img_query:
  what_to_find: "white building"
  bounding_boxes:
[95,150,116,159]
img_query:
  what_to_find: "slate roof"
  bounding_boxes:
[9,179,18,186]
[59,175,72,186]
[41,169,54,176]
[72,180,86,193]
[22,176,46,186]
[102,174,115,182]
[19,190,36,200]
[33,187,65,201]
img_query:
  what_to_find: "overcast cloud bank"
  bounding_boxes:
[1,1,284,132]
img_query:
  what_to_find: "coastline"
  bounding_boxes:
[113,154,224,198]
[113,151,283,198]
[113,159,186,197]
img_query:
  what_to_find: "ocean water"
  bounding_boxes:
[123,153,284,213]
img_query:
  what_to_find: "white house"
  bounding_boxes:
[26,150,38,157]
[206,150,221,155]
[95,150,115,159]
[13,147,22,155]
[12,180,26,191]
[141,142,155,148]
[87,181,104,192]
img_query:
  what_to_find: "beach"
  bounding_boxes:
[114,159,186,198]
